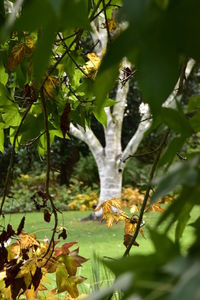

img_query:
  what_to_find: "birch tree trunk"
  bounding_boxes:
[69,13,195,219]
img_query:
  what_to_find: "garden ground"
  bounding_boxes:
[2,207,200,297]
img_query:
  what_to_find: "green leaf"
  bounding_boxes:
[56,263,68,293]
[0,82,11,107]
[33,23,56,84]
[175,201,193,242]
[48,0,62,16]
[86,273,133,300]
[19,113,43,143]
[151,157,199,203]
[0,0,5,27]
[2,105,21,128]
[15,0,55,31]
[104,98,117,107]
[190,112,200,132]
[159,136,186,168]
[0,65,8,85]
[157,185,200,232]
[161,107,192,137]
[93,108,107,127]
[137,46,179,115]
[0,128,4,153]
[150,229,180,260]
[187,95,200,113]
[168,262,200,300]
[60,0,89,29]
[94,64,119,112]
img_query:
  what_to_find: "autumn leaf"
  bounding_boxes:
[60,102,71,138]
[17,216,25,235]
[18,233,40,250]
[83,53,101,79]
[96,198,127,228]
[44,209,51,223]
[54,242,78,258]
[8,38,34,72]
[56,263,85,297]
[124,219,137,235]
[96,198,122,214]
[103,19,118,32]
[130,204,139,214]
[55,246,87,276]
[25,37,34,52]
[65,294,88,300]
[43,75,60,100]
[123,234,139,248]
[146,203,165,212]
[58,228,67,240]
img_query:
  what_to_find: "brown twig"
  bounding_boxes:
[21,130,46,147]
[102,0,111,43]
[0,103,32,215]
[89,0,103,21]
[121,146,161,164]
[123,129,170,257]
[57,32,89,78]
[40,91,58,262]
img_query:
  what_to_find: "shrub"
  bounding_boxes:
[72,153,99,186]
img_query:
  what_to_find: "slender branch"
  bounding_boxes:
[21,130,46,147]
[0,103,32,215]
[57,33,89,78]
[91,0,118,22]
[122,146,161,164]
[123,129,170,257]
[55,31,77,43]
[89,0,102,21]
[102,0,111,43]
[40,91,58,261]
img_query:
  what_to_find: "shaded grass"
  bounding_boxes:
[2,206,200,296]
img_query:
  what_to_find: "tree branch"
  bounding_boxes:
[70,123,104,170]
[123,129,170,257]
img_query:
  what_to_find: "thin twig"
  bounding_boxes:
[57,33,89,78]
[102,0,111,43]
[0,103,32,215]
[89,0,102,21]
[21,130,46,147]
[121,146,161,164]
[40,91,58,262]
[55,31,77,43]
[90,0,112,22]
[123,129,170,257]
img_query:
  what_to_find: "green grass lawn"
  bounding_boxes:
[2,206,200,296]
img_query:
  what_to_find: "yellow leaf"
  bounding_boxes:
[43,75,60,100]
[83,53,101,79]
